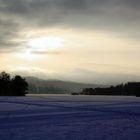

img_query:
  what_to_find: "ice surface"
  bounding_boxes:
[0,95,140,140]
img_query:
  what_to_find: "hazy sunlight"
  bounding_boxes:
[17,49,34,60]
[29,37,64,51]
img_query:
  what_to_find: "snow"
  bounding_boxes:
[0,95,140,140]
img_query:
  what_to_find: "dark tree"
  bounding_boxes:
[0,72,11,96]
[0,71,28,96]
[80,82,140,97]
[12,76,28,96]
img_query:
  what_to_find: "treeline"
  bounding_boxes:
[0,72,28,96]
[72,82,140,97]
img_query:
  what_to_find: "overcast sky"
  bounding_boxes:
[0,0,140,84]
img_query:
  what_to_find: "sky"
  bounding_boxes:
[0,0,140,84]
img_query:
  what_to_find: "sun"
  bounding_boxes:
[17,49,33,60]
[16,37,64,60]
[24,49,32,59]
[28,37,64,51]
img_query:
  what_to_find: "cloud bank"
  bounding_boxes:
[0,0,140,50]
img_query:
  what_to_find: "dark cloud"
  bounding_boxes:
[1,0,140,26]
[0,0,140,50]
[0,18,21,51]
[0,0,29,14]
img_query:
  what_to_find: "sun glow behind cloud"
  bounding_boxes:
[16,49,34,60]
[28,37,64,51]
[14,36,65,60]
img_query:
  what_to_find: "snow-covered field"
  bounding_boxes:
[0,95,140,140]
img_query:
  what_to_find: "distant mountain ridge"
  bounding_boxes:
[25,77,104,94]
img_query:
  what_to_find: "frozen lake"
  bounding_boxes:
[0,95,140,140]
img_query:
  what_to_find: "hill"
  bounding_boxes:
[25,77,103,94]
